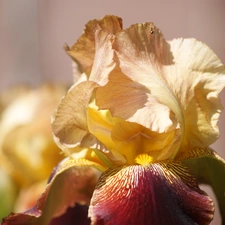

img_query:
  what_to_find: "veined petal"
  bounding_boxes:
[97,22,225,158]
[52,81,98,154]
[112,23,183,125]
[177,147,225,223]
[89,162,214,225]
[88,27,116,86]
[96,67,182,161]
[2,153,104,225]
[65,15,122,81]
[166,39,225,151]
[96,67,177,132]
[49,204,90,225]
[96,23,184,159]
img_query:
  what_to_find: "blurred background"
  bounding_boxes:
[0,0,225,224]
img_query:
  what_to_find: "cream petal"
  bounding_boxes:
[165,39,225,150]
[65,15,122,80]
[96,67,182,160]
[96,67,177,133]
[88,27,116,86]
[98,22,225,154]
[52,81,98,152]
[112,23,183,124]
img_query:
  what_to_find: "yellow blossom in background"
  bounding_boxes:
[0,84,66,217]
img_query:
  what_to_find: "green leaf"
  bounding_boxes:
[179,148,225,225]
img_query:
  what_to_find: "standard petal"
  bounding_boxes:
[65,15,122,81]
[52,81,98,153]
[96,67,182,161]
[178,147,225,224]
[166,39,225,151]
[96,67,176,131]
[1,155,104,225]
[95,23,184,160]
[89,162,214,225]
[112,22,183,124]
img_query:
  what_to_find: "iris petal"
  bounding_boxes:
[49,204,90,225]
[65,15,122,83]
[52,81,99,153]
[89,162,214,225]
[178,147,225,223]
[2,155,103,225]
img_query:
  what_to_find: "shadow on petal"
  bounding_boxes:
[89,162,214,225]
[1,157,102,225]
[49,204,90,225]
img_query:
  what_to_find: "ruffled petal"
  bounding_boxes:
[96,67,177,131]
[111,23,183,123]
[96,67,181,161]
[89,162,214,225]
[52,81,98,153]
[166,39,225,151]
[65,15,122,84]
[1,154,104,225]
[96,22,225,158]
[95,23,183,159]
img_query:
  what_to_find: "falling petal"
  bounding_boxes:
[49,204,90,225]
[178,147,225,223]
[89,161,214,225]
[1,155,103,225]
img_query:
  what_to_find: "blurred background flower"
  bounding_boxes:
[0,84,66,219]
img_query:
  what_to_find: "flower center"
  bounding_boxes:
[135,154,154,166]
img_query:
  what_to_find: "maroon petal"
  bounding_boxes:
[49,204,90,225]
[89,162,214,225]
[1,157,102,225]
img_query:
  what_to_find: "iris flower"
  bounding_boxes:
[2,15,225,225]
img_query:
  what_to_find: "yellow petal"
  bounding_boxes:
[111,121,181,164]
[87,100,126,164]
